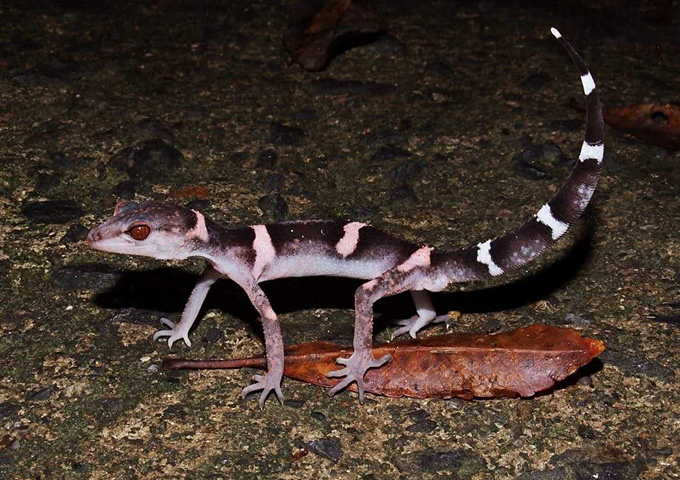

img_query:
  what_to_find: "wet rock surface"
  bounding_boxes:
[0,1,678,479]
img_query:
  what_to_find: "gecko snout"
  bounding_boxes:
[86,229,102,247]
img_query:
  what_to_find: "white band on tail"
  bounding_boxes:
[477,240,504,276]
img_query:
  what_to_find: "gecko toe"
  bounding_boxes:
[326,367,349,378]
[328,377,352,396]
[160,317,175,328]
[152,329,173,341]
[241,372,284,408]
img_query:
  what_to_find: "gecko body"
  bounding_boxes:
[87,29,604,407]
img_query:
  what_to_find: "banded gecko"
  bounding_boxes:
[87,29,604,407]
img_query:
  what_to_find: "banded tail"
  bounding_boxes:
[441,28,605,282]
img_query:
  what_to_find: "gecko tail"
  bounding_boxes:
[437,28,605,283]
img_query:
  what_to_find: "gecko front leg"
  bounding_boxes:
[237,279,285,408]
[153,265,222,348]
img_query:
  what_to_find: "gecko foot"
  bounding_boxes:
[390,313,452,340]
[240,371,284,408]
[152,317,192,348]
[327,351,392,403]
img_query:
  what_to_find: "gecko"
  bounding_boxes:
[87,29,604,407]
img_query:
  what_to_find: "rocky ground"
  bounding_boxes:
[1,0,679,478]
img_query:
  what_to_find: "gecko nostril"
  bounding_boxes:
[86,230,102,246]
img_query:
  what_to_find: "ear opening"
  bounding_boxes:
[114,201,140,216]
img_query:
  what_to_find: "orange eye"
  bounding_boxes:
[127,225,151,241]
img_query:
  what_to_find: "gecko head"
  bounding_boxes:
[86,201,210,260]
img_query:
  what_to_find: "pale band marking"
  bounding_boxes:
[550,27,562,39]
[476,240,503,276]
[187,210,210,242]
[397,246,433,272]
[335,222,366,257]
[536,204,569,240]
[579,141,604,163]
[580,72,595,95]
[251,225,276,280]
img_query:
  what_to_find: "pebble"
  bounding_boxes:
[28,388,53,401]
[268,122,307,147]
[256,149,279,169]
[258,192,289,221]
[283,399,305,409]
[185,199,210,211]
[360,128,408,147]
[389,185,417,205]
[108,308,165,326]
[49,151,77,170]
[512,141,568,180]
[407,419,438,433]
[59,224,89,244]
[0,403,20,419]
[113,181,136,200]
[263,172,285,193]
[390,160,424,186]
[109,139,184,182]
[127,140,184,181]
[35,173,60,192]
[347,205,379,221]
[136,117,175,142]
[201,328,223,344]
[577,424,597,439]
[520,71,550,91]
[310,411,326,421]
[22,200,84,224]
[306,437,342,462]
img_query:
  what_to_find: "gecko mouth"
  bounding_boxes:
[85,229,99,248]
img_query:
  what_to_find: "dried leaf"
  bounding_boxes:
[283,0,386,71]
[570,100,680,149]
[170,186,211,199]
[163,324,604,399]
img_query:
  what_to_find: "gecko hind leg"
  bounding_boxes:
[328,266,427,402]
[390,290,450,339]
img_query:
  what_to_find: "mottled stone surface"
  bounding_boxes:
[0,1,678,479]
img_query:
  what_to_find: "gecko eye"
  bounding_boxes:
[127,224,151,241]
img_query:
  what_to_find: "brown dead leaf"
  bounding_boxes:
[283,0,386,71]
[570,99,680,149]
[163,324,604,399]
[170,186,211,200]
